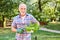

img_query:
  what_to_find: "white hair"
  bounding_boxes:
[19,3,27,9]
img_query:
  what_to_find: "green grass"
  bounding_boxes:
[44,22,60,31]
[0,28,60,40]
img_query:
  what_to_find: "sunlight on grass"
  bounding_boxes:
[0,28,60,40]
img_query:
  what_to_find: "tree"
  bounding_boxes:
[38,0,60,22]
[0,0,13,27]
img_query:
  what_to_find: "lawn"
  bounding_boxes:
[0,28,60,40]
[44,22,60,31]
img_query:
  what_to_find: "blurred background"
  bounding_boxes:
[0,0,60,40]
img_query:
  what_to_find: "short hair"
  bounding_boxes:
[19,3,27,9]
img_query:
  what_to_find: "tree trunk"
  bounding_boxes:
[38,0,42,12]
[2,16,6,28]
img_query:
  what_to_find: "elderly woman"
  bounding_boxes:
[11,3,39,40]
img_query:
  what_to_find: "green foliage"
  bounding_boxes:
[0,0,13,14]
[17,28,24,34]
[0,0,14,20]
[37,0,60,22]
[25,23,39,32]
[0,0,60,22]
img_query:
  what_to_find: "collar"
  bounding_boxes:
[18,13,28,18]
